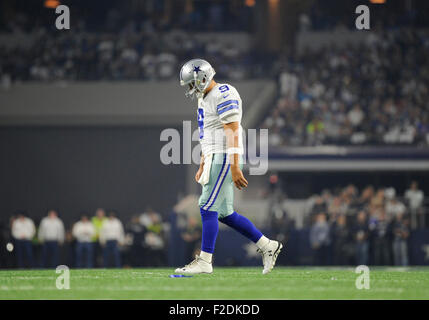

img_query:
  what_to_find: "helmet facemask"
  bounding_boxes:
[180,59,216,100]
[182,72,210,100]
[185,81,197,100]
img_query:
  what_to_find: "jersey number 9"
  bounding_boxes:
[219,85,229,93]
[197,108,204,139]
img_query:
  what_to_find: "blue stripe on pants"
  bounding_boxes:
[202,154,227,210]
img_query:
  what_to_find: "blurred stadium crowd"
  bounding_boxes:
[1,0,254,33]
[1,180,425,268]
[0,1,262,83]
[0,29,262,83]
[1,208,172,269]
[269,180,425,266]
[264,28,429,147]
[2,8,428,147]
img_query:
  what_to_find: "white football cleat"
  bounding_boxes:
[257,240,283,275]
[175,255,213,274]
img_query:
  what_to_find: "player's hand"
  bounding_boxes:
[231,166,248,190]
[195,166,204,182]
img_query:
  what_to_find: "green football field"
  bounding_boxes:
[1,267,429,300]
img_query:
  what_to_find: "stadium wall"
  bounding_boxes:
[0,80,271,126]
[0,126,186,225]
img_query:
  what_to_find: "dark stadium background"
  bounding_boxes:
[1,0,429,269]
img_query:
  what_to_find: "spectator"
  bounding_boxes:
[331,214,352,265]
[92,208,107,267]
[72,214,96,268]
[157,52,177,79]
[353,211,370,265]
[310,196,326,216]
[405,181,425,229]
[369,210,392,265]
[38,209,65,268]
[11,212,35,268]
[392,213,410,266]
[143,209,166,267]
[100,211,124,268]
[306,117,325,146]
[267,173,283,195]
[357,186,375,209]
[370,189,385,210]
[385,188,406,221]
[279,72,298,98]
[327,196,348,221]
[310,213,331,265]
[126,215,146,267]
[269,195,294,258]
[63,229,75,269]
[347,104,365,128]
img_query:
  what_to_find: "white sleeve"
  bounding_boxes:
[221,112,240,124]
[215,88,241,124]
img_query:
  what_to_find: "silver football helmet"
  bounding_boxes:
[179,59,216,100]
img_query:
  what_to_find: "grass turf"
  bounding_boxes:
[0,267,429,300]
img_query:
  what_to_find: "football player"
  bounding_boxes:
[175,59,283,274]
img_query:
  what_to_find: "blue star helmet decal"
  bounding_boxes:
[193,65,201,74]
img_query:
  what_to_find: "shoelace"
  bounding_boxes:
[184,256,200,268]
[257,248,273,256]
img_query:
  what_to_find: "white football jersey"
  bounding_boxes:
[197,83,244,156]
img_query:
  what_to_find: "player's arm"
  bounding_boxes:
[223,121,248,190]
